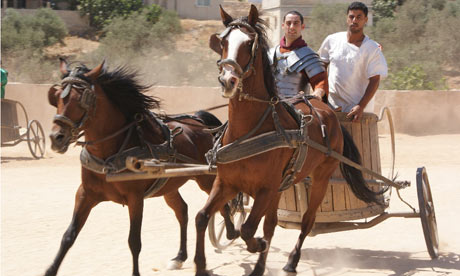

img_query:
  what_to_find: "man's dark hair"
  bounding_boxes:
[347,2,368,17]
[283,10,304,24]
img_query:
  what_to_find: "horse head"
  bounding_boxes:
[48,58,104,153]
[209,5,260,99]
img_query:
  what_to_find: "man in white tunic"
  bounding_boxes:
[318,1,388,121]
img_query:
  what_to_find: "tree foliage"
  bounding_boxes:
[89,5,182,63]
[1,8,68,53]
[372,0,403,23]
[78,0,144,29]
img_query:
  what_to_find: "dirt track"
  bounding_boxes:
[1,133,460,276]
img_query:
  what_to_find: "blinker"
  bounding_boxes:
[60,69,78,99]
[219,27,232,39]
[61,84,71,99]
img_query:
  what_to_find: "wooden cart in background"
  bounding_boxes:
[1,99,46,159]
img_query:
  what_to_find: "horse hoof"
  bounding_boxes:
[195,271,211,276]
[44,267,57,276]
[282,264,297,274]
[166,259,184,270]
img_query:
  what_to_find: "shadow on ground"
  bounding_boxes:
[293,247,460,276]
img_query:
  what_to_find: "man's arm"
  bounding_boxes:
[346,75,380,121]
[309,71,328,102]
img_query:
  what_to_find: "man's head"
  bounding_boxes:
[282,11,305,42]
[347,2,368,34]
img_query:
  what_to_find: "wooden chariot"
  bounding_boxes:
[1,99,46,158]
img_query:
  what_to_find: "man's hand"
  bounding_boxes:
[311,88,325,101]
[346,104,363,122]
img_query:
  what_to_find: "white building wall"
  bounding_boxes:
[145,0,224,20]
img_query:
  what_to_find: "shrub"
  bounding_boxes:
[387,65,435,90]
[372,0,402,23]
[78,0,144,29]
[151,10,182,39]
[34,8,68,46]
[1,8,67,53]
[95,6,182,60]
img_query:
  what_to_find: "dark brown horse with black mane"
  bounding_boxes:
[193,5,384,276]
[44,59,233,276]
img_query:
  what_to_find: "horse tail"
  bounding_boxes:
[194,110,223,128]
[339,125,384,205]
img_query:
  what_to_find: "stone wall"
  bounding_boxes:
[3,83,459,136]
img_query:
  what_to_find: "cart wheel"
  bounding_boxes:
[208,193,247,250]
[416,167,439,259]
[27,120,46,159]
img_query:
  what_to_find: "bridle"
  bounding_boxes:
[217,19,259,93]
[216,20,284,105]
[54,71,148,148]
[53,69,97,145]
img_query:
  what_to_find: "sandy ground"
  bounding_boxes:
[1,133,460,276]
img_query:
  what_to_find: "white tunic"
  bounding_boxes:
[318,32,388,113]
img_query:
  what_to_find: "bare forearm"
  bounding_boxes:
[359,75,380,109]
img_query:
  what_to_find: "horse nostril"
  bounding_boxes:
[218,76,225,87]
[50,133,64,143]
[230,76,239,88]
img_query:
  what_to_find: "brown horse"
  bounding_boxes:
[193,5,383,276]
[45,59,232,276]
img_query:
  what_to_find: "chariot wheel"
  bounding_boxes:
[27,120,45,159]
[416,167,439,259]
[208,193,247,250]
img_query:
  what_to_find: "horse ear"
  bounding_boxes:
[85,60,106,82]
[220,5,233,26]
[248,4,259,26]
[59,57,69,75]
[209,33,223,55]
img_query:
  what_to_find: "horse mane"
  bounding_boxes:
[240,16,278,98]
[67,62,160,120]
[97,66,160,120]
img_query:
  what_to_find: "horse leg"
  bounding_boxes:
[241,188,277,254]
[249,192,281,276]
[195,176,239,240]
[194,178,236,276]
[44,185,98,276]
[127,195,144,276]
[163,190,188,270]
[283,162,337,273]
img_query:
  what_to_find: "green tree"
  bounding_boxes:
[78,0,143,29]
[1,8,67,53]
[34,8,68,45]
[89,6,182,63]
[387,65,437,90]
[372,0,402,23]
